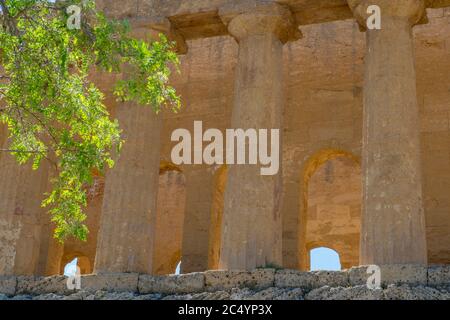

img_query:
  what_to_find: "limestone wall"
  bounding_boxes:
[157,8,450,267]
[0,265,448,300]
[1,3,449,276]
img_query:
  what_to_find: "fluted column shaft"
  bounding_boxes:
[348,0,428,264]
[218,3,300,270]
[0,137,50,275]
[94,102,162,274]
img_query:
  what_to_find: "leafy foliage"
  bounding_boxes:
[0,0,180,241]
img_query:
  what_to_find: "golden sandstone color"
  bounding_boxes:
[0,0,449,282]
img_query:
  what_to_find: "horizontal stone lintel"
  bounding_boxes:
[100,0,450,42]
[1,265,449,296]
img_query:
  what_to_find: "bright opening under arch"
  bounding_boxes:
[301,149,361,270]
[310,247,341,271]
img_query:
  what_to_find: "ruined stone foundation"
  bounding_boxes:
[1,265,449,300]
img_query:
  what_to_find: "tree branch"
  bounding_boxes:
[0,0,20,36]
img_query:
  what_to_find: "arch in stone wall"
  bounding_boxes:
[53,174,105,275]
[60,252,92,275]
[300,149,361,270]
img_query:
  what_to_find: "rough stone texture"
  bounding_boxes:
[428,265,450,286]
[1,268,449,299]
[306,284,450,300]
[94,101,162,274]
[349,0,428,265]
[1,0,450,281]
[153,168,186,275]
[204,269,275,291]
[383,284,450,300]
[306,285,384,300]
[305,157,361,269]
[229,287,304,300]
[16,275,71,296]
[181,167,215,273]
[81,273,139,293]
[0,276,16,296]
[2,284,449,300]
[349,265,428,287]
[0,142,52,276]
[208,165,228,270]
[275,270,317,289]
[138,273,205,294]
[219,2,292,271]
[94,0,450,40]
[275,269,349,289]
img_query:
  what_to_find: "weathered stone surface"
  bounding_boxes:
[383,285,450,300]
[15,273,140,295]
[349,0,428,266]
[16,276,70,295]
[378,265,428,286]
[428,265,450,286]
[2,0,450,288]
[275,269,316,288]
[349,265,428,287]
[163,291,231,300]
[181,168,215,273]
[306,284,449,300]
[138,273,205,294]
[81,273,139,293]
[275,269,349,289]
[4,283,449,300]
[230,287,304,300]
[306,285,384,300]
[314,270,350,288]
[204,269,275,291]
[0,276,16,296]
[94,104,162,275]
[218,2,290,270]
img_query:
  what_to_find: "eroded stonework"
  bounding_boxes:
[0,1,449,296]
[0,266,449,300]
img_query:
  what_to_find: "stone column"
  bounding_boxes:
[180,166,214,273]
[0,139,51,275]
[94,102,162,274]
[348,0,428,264]
[218,2,300,270]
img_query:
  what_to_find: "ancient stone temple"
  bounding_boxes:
[1,0,450,281]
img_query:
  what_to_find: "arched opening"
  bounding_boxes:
[301,149,361,270]
[62,255,91,275]
[310,247,341,271]
[152,162,186,275]
[52,174,104,276]
[63,258,78,276]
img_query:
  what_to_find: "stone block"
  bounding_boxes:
[427,265,450,286]
[275,269,349,289]
[275,270,316,289]
[81,273,139,293]
[204,269,275,291]
[138,273,205,294]
[16,273,139,295]
[305,285,384,300]
[313,270,350,288]
[16,275,71,295]
[0,276,16,296]
[349,265,427,287]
